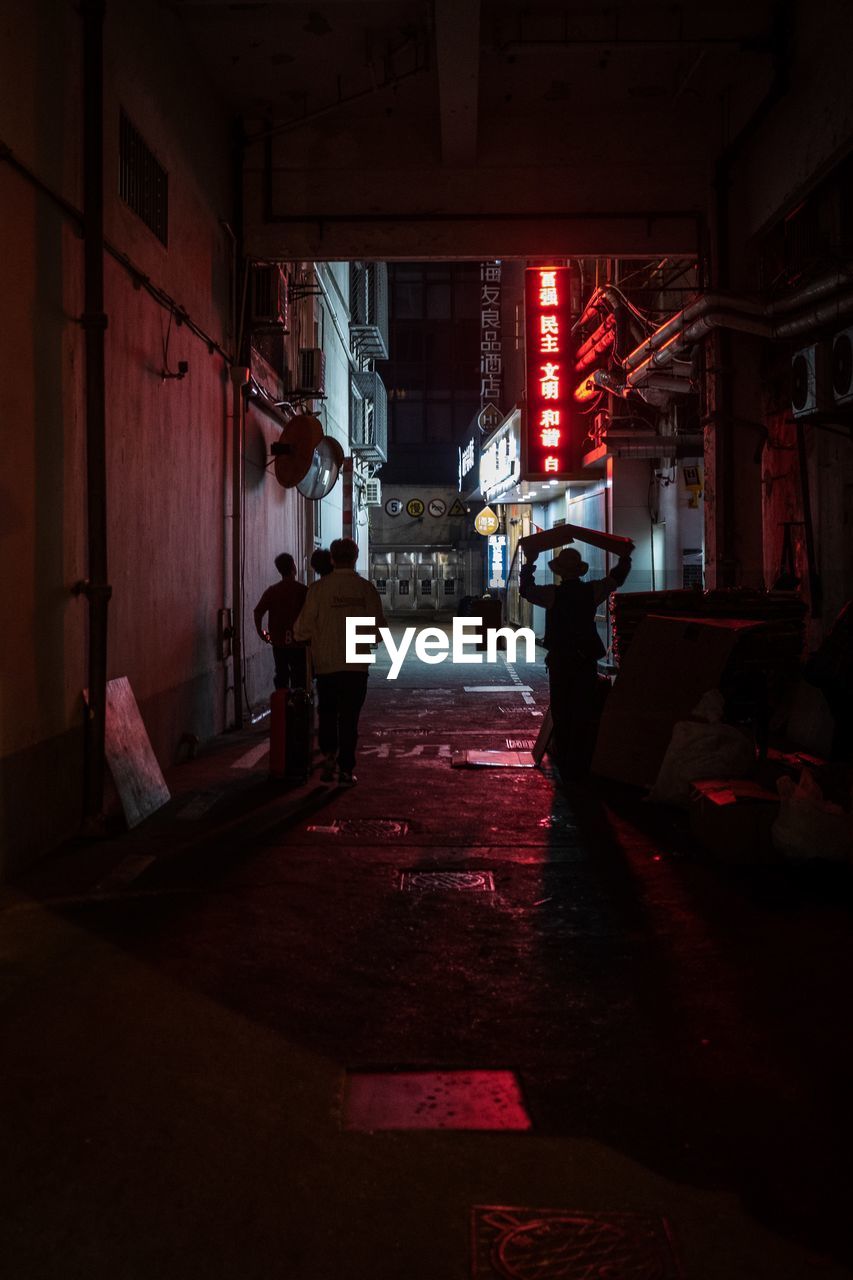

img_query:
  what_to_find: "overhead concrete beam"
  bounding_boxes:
[434,0,479,166]
[245,205,702,262]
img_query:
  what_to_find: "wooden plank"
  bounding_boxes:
[519,522,634,560]
[98,676,170,828]
[531,705,553,764]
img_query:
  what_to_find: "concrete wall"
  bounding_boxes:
[709,4,853,619]
[659,463,706,591]
[727,0,853,268]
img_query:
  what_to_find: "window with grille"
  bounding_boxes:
[119,110,168,246]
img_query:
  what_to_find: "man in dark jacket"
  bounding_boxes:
[253,552,308,691]
[520,545,631,777]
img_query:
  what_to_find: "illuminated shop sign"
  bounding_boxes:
[524,265,578,477]
[458,435,477,493]
[487,533,508,589]
[480,261,502,410]
[479,417,519,500]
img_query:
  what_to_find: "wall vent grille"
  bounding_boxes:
[119,110,168,246]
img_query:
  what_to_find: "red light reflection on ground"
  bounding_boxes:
[344,1070,531,1130]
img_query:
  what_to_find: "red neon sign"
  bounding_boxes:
[524,266,578,478]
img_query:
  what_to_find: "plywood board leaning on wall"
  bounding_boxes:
[84,677,171,828]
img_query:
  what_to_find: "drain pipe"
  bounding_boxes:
[230,365,249,729]
[79,0,110,825]
[714,0,791,586]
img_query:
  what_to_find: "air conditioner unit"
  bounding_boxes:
[831,326,853,406]
[791,343,831,418]
[250,264,289,330]
[250,330,289,383]
[364,478,382,506]
[298,347,326,396]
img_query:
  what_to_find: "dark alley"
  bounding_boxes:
[2,636,852,1278]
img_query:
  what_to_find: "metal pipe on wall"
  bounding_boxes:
[622,294,766,371]
[575,313,616,373]
[230,366,250,729]
[795,421,822,617]
[605,286,853,394]
[80,0,110,824]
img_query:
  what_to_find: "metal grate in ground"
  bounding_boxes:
[344,1070,530,1131]
[399,870,495,892]
[306,819,409,837]
[471,1207,683,1279]
[371,727,431,737]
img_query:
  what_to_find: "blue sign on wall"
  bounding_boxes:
[487,534,508,589]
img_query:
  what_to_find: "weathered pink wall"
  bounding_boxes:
[0,0,308,873]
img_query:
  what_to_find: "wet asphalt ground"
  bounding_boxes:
[2,623,852,1279]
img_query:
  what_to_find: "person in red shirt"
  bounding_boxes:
[253,553,308,690]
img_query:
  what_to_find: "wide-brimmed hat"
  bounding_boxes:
[548,547,589,578]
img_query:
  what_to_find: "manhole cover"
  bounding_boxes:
[306,819,409,837]
[506,739,535,750]
[373,728,431,737]
[471,1208,682,1279]
[400,870,495,892]
[344,1070,530,1130]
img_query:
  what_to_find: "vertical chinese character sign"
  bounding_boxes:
[524,266,578,476]
[480,261,502,413]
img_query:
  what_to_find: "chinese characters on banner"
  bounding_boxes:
[524,266,577,476]
[487,533,508,589]
[480,261,502,411]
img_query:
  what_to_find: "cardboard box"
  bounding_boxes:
[592,614,764,786]
[689,778,780,864]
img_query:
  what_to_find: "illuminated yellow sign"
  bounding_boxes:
[474,506,500,536]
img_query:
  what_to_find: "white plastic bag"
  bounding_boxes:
[648,720,755,807]
[772,769,852,861]
[691,689,726,724]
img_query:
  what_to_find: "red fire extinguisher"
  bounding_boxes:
[269,689,287,779]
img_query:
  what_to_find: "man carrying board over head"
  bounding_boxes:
[293,538,386,786]
[520,542,631,780]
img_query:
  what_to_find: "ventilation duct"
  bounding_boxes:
[598,269,853,396]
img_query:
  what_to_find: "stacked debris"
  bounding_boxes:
[610,589,806,676]
[596,592,852,865]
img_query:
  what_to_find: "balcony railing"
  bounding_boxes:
[350,370,388,463]
[350,263,389,360]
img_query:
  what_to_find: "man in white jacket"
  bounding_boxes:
[294,538,386,785]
